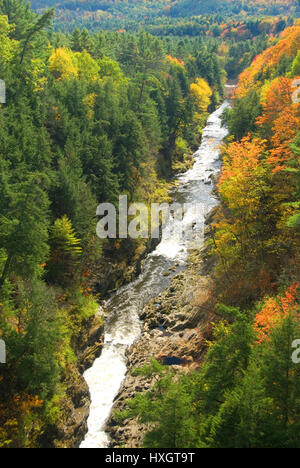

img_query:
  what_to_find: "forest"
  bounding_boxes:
[30,0,299,19]
[118,22,300,448]
[0,0,299,450]
[30,0,299,33]
[0,0,228,448]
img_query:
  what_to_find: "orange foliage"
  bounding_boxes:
[268,106,300,169]
[236,24,300,98]
[254,283,299,343]
[256,77,300,169]
[166,54,185,68]
[215,19,300,309]
[13,394,43,414]
[219,135,266,187]
[256,77,293,128]
[0,394,43,448]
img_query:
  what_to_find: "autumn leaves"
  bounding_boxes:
[213,23,300,335]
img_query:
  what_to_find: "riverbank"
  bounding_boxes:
[100,103,229,448]
[46,148,197,448]
[46,234,165,448]
[105,207,220,447]
[74,102,228,449]
[41,308,105,448]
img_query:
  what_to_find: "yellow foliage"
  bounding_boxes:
[83,92,97,120]
[99,56,125,83]
[49,47,78,81]
[260,79,272,104]
[219,136,267,216]
[0,15,18,63]
[26,58,48,92]
[74,50,100,81]
[49,48,101,82]
[190,78,212,112]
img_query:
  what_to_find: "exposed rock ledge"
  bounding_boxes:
[105,207,220,448]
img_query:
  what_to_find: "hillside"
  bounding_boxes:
[30,0,299,31]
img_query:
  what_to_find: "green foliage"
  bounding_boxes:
[1,280,73,400]
[0,175,50,286]
[117,360,199,448]
[286,133,300,229]
[260,316,300,447]
[0,0,289,449]
[290,50,300,77]
[30,1,297,34]
[0,3,227,448]
[47,216,81,286]
[120,307,300,448]
[223,88,262,140]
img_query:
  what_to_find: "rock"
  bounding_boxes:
[56,193,221,449]
[205,205,219,225]
[105,230,218,448]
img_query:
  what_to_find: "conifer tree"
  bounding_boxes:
[47,216,82,287]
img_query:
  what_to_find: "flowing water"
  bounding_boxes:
[80,102,229,449]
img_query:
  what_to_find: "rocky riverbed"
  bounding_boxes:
[105,208,220,448]
[78,102,229,448]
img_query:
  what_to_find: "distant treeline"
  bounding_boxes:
[30,0,299,33]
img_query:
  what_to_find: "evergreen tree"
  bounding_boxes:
[261,316,300,447]
[0,175,50,288]
[47,216,82,287]
[70,27,82,52]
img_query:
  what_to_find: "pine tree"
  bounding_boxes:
[70,27,82,52]
[207,359,275,448]
[261,315,300,447]
[0,174,50,288]
[47,216,82,286]
[117,361,199,448]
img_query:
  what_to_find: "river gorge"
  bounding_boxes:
[80,101,230,449]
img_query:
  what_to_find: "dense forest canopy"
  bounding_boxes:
[29,0,299,32]
[30,0,299,17]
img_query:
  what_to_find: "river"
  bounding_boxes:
[80,101,229,449]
